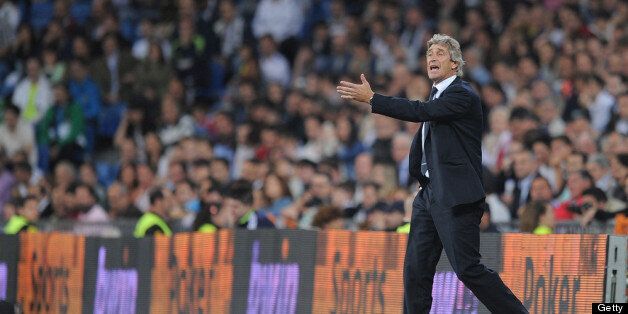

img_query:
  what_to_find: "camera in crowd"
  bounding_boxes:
[566,202,592,214]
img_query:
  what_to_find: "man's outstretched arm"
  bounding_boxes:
[337,74,472,122]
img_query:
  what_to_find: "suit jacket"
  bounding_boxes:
[371,77,485,208]
[90,52,136,101]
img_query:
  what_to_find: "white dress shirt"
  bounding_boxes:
[422,75,457,177]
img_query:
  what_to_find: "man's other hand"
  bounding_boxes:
[336,74,375,104]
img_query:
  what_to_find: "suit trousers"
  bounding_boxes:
[403,183,528,313]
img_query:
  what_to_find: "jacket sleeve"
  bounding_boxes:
[370,86,474,122]
[36,108,53,144]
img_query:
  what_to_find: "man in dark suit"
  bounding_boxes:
[337,34,527,313]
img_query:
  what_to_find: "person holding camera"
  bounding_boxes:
[578,187,619,227]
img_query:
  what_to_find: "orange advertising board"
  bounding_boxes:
[312,230,407,313]
[17,232,86,313]
[500,234,607,313]
[150,231,234,313]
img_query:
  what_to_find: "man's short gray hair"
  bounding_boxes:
[427,34,465,76]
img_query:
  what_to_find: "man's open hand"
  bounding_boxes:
[336,74,375,104]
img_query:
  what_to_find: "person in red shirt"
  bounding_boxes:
[554,170,594,220]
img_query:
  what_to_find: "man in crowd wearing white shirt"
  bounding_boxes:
[0,104,36,165]
[11,57,53,125]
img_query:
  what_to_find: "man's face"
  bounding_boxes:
[513,152,536,179]
[426,43,457,83]
[567,173,590,197]
[310,174,331,199]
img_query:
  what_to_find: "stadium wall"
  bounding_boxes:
[0,231,618,313]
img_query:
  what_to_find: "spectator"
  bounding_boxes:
[350,181,384,225]
[79,163,105,202]
[384,201,406,232]
[528,134,561,192]
[36,84,85,170]
[371,115,399,165]
[334,115,365,180]
[131,18,171,61]
[252,0,303,48]
[503,150,539,218]
[106,182,142,219]
[172,179,200,225]
[359,201,387,231]
[3,195,38,234]
[171,17,207,99]
[579,187,618,227]
[391,132,411,188]
[611,92,628,135]
[581,75,615,133]
[11,162,40,199]
[0,0,19,55]
[586,154,615,195]
[133,42,172,100]
[258,35,290,86]
[519,201,554,235]
[555,170,595,221]
[209,158,231,188]
[71,182,109,223]
[11,57,53,124]
[213,0,245,59]
[0,104,36,165]
[311,205,344,230]
[7,24,36,73]
[297,115,337,162]
[224,179,274,230]
[399,6,428,71]
[90,33,136,104]
[528,176,556,206]
[482,107,511,173]
[68,59,102,154]
[259,172,293,217]
[157,95,194,148]
[41,47,66,84]
[192,200,227,233]
[508,108,539,143]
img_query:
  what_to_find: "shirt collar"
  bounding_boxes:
[432,75,457,97]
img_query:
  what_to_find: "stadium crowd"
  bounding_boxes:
[0,0,626,235]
